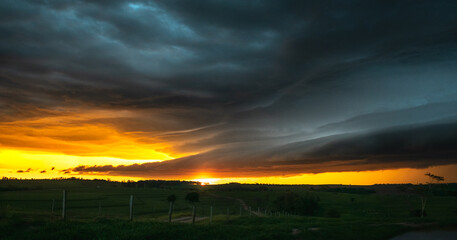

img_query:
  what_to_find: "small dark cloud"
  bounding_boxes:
[16,168,32,173]
[40,170,46,173]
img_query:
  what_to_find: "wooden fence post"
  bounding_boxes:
[168,202,173,223]
[51,199,55,215]
[129,195,134,221]
[62,190,66,220]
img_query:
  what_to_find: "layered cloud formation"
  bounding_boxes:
[1,0,457,178]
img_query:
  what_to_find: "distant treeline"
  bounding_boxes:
[0,177,200,191]
[0,185,41,192]
[395,183,457,196]
[317,187,376,194]
[2,177,457,195]
[123,180,200,188]
[207,183,269,192]
[432,187,457,196]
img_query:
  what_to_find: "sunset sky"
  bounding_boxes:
[1,0,457,184]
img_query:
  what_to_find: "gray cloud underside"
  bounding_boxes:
[2,0,457,176]
[70,122,457,177]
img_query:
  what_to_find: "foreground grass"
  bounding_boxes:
[1,180,456,239]
[0,216,413,240]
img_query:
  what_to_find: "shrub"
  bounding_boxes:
[167,194,176,202]
[185,192,199,203]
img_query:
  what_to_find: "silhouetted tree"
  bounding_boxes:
[419,173,444,217]
[167,194,176,223]
[185,192,199,224]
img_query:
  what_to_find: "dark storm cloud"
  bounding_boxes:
[2,0,457,176]
[68,122,457,178]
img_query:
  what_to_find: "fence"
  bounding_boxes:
[0,188,292,223]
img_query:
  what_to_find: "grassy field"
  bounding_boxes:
[1,179,456,239]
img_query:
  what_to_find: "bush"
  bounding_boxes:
[185,192,199,203]
[167,194,177,202]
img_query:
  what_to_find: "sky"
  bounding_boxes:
[1,0,457,184]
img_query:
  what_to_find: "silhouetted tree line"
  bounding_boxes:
[396,183,457,196]
[424,183,457,196]
[0,178,118,191]
[208,183,269,192]
[123,180,199,188]
[319,187,376,194]
[0,185,34,192]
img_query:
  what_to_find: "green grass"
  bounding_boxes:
[0,216,411,240]
[1,179,457,239]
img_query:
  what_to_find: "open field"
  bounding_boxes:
[1,179,457,239]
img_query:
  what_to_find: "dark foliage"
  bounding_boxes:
[167,194,177,203]
[124,180,199,188]
[185,192,199,203]
[324,187,376,194]
[209,183,269,192]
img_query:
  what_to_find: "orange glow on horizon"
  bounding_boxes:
[2,108,457,185]
[1,148,457,185]
[0,108,179,160]
[186,164,457,185]
[195,165,457,185]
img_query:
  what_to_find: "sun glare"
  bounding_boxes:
[191,178,220,185]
